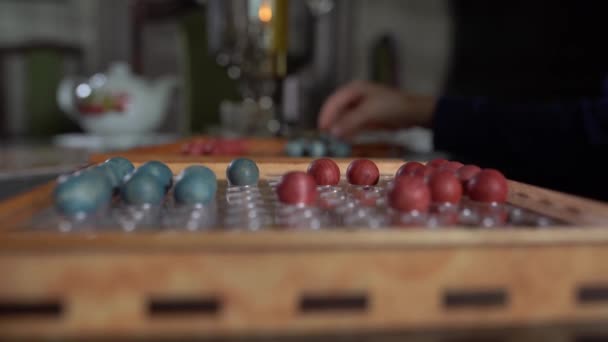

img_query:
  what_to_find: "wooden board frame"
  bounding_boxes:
[1,158,608,340]
[88,136,408,163]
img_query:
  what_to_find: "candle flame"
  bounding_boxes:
[259,0,273,23]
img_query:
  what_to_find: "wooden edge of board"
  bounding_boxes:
[88,137,407,163]
[507,181,608,225]
[88,137,287,162]
[2,227,608,252]
[0,182,55,225]
[145,160,405,178]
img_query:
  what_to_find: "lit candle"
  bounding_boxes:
[258,0,273,24]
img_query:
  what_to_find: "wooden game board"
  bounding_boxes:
[89,136,407,163]
[1,159,608,341]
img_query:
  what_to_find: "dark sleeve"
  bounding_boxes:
[432,96,608,199]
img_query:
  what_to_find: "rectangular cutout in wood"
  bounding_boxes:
[0,301,62,318]
[575,336,608,342]
[443,289,508,309]
[148,297,220,317]
[577,285,608,304]
[299,293,368,314]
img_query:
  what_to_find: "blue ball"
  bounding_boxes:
[226,158,259,186]
[285,139,306,157]
[180,165,217,179]
[121,172,166,206]
[105,157,135,181]
[95,164,121,189]
[307,140,328,157]
[174,166,217,205]
[319,132,332,143]
[329,141,352,158]
[53,170,113,216]
[137,161,173,190]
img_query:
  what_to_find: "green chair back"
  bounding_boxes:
[179,9,239,134]
[26,49,80,137]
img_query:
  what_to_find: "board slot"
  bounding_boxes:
[441,339,506,342]
[577,286,608,304]
[443,289,508,310]
[299,293,368,314]
[0,300,62,318]
[148,297,221,317]
[539,199,554,207]
[575,336,608,342]
[565,206,582,216]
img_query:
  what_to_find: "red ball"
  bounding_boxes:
[214,139,246,155]
[468,169,509,203]
[276,172,318,205]
[440,161,465,173]
[307,158,341,186]
[347,159,380,186]
[395,161,426,178]
[412,166,434,182]
[427,158,449,169]
[388,176,431,213]
[458,165,482,182]
[428,170,463,204]
[182,139,205,155]
[457,165,482,194]
[181,142,193,155]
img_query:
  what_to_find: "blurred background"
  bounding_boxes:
[4,0,608,202]
[0,0,446,140]
[0,0,447,196]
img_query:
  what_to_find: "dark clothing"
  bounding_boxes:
[444,0,608,100]
[434,0,608,201]
[433,96,607,201]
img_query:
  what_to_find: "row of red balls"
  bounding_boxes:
[390,159,509,213]
[181,138,247,156]
[276,158,509,213]
[277,158,369,206]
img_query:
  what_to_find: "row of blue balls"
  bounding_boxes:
[53,157,261,217]
[285,138,351,158]
[53,157,133,216]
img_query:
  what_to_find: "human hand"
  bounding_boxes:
[318,81,436,139]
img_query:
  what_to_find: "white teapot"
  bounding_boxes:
[57,62,177,135]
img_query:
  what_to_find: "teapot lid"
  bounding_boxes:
[107,62,131,78]
[102,62,146,90]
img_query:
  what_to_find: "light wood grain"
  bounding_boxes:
[2,244,608,339]
[0,182,55,232]
[508,181,608,225]
[146,159,404,180]
[3,228,608,252]
[90,137,288,161]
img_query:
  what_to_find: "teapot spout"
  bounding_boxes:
[152,76,178,108]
